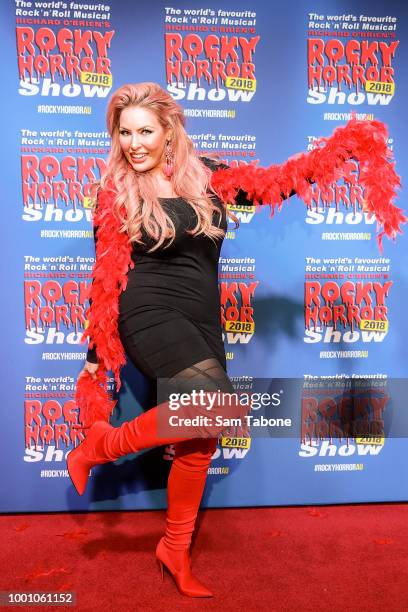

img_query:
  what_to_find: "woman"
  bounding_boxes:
[67,82,402,598]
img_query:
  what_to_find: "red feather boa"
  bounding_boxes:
[211,118,404,250]
[74,188,134,431]
[74,118,404,432]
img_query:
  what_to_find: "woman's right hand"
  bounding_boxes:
[80,360,99,380]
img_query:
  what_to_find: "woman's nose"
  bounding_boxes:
[129,134,140,149]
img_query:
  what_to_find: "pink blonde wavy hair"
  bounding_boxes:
[96,82,238,251]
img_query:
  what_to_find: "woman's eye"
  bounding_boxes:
[119,128,152,136]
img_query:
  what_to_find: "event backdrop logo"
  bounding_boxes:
[304,277,392,344]
[25,397,81,452]
[15,0,115,99]
[299,377,388,459]
[24,278,91,346]
[21,153,106,212]
[164,7,259,104]
[307,11,399,106]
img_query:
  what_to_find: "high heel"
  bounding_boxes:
[67,421,114,495]
[155,537,213,598]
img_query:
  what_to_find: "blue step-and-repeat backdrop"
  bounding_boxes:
[1,0,407,512]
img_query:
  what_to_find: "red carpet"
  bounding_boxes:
[1,504,408,611]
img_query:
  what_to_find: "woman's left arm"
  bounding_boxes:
[210,118,404,251]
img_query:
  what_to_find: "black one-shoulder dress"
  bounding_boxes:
[116,195,227,379]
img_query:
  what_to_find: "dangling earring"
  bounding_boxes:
[164,140,174,178]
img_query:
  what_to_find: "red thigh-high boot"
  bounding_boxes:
[68,357,248,496]
[156,438,217,597]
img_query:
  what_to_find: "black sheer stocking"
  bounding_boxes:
[169,357,235,393]
[159,357,250,439]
